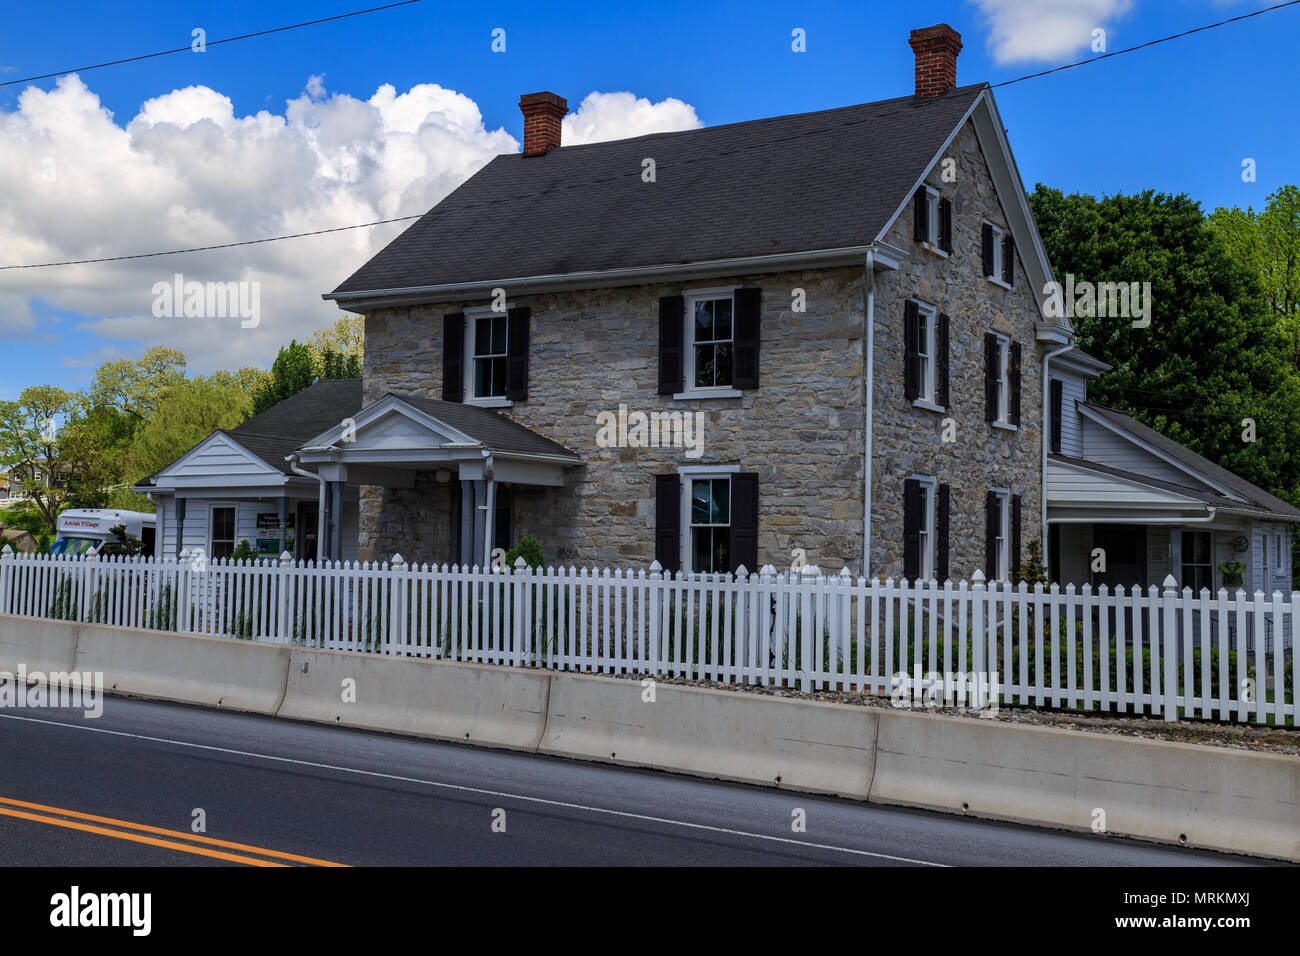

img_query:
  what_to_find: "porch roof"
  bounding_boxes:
[1048,454,1300,524]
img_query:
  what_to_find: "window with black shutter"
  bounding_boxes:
[657,295,685,395]
[732,288,761,390]
[985,491,1000,579]
[505,306,530,401]
[1011,493,1022,581]
[442,312,465,402]
[937,312,950,409]
[1009,341,1022,426]
[903,301,920,400]
[654,474,680,572]
[729,472,759,572]
[938,197,952,254]
[981,223,994,277]
[1050,379,1064,453]
[983,332,999,422]
[913,186,928,243]
[1002,234,1016,286]
[903,478,922,581]
[936,483,951,581]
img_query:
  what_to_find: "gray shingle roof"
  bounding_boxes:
[389,393,581,460]
[228,378,364,474]
[331,85,988,295]
[1078,402,1300,519]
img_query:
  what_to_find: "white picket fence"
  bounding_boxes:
[0,548,1294,726]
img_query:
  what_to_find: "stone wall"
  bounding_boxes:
[361,266,867,571]
[870,119,1045,580]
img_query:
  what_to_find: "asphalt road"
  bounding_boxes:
[0,695,1279,867]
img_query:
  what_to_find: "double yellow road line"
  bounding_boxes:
[0,795,348,866]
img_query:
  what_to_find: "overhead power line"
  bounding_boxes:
[992,0,1300,88]
[0,1,423,88]
[2,0,1296,271]
[0,216,421,270]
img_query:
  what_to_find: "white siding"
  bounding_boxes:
[161,434,279,480]
[1054,374,1087,457]
[1048,460,1201,507]
[1080,418,1200,486]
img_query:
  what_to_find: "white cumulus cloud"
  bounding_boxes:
[562,91,703,145]
[0,76,701,379]
[972,0,1134,64]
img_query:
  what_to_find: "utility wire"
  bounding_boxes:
[0,217,421,270]
[2,0,1296,271]
[991,0,1300,88]
[0,1,423,88]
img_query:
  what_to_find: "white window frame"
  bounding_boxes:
[679,465,740,574]
[986,221,1011,289]
[921,186,947,257]
[681,287,740,398]
[989,331,1012,426]
[991,487,1011,582]
[463,304,513,408]
[209,504,237,560]
[912,474,938,581]
[913,301,939,410]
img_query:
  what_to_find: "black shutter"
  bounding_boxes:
[1050,379,1064,453]
[1011,494,1022,582]
[903,301,920,400]
[938,197,952,254]
[657,295,684,395]
[937,312,950,409]
[654,474,680,572]
[730,472,759,573]
[1002,234,1016,286]
[984,332,998,422]
[732,287,761,390]
[505,306,530,401]
[903,478,921,582]
[1010,341,1022,426]
[936,483,950,582]
[981,223,994,277]
[913,186,927,242]
[442,312,465,402]
[985,491,1000,579]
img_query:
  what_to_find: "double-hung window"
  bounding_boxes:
[991,333,1009,424]
[1182,530,1213,593]
[210,507,235,560]
[914,476,936,580]
[465,308,509,404]
[685,289,734,392]
[989,489,1010,581]
[688,475,731,573]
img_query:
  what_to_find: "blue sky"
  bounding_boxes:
[0,0,1295,399]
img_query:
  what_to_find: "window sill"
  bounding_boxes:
[920,241,949,259]
[986,275,1012,291]
[467,396,514,409]
[672,388,743,401]
[911,398,947,414]
[991,421,1018,432]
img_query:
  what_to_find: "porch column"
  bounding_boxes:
[330,481,344,562]
[1168,527,1183,588]
[483,479,497,569]
[174,498,186,558]
[277,497,288,556]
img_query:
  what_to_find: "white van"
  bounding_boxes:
[51,509,156,557]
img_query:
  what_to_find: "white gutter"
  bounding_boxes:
[1041,342,1075,577]
[862,250,876,579]
[287,453,328,561]
[324,245,876,309]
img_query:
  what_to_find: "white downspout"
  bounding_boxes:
[1041,342,1074,577]
[862,251,876,580]
[287,453,328,561]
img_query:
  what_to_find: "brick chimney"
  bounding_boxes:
[519,91,567,156]
[908,24,962,98]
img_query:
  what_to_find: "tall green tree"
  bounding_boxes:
[0,386,82,529]
[1030,185,1300,505]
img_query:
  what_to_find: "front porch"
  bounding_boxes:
[293,393,583,566]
